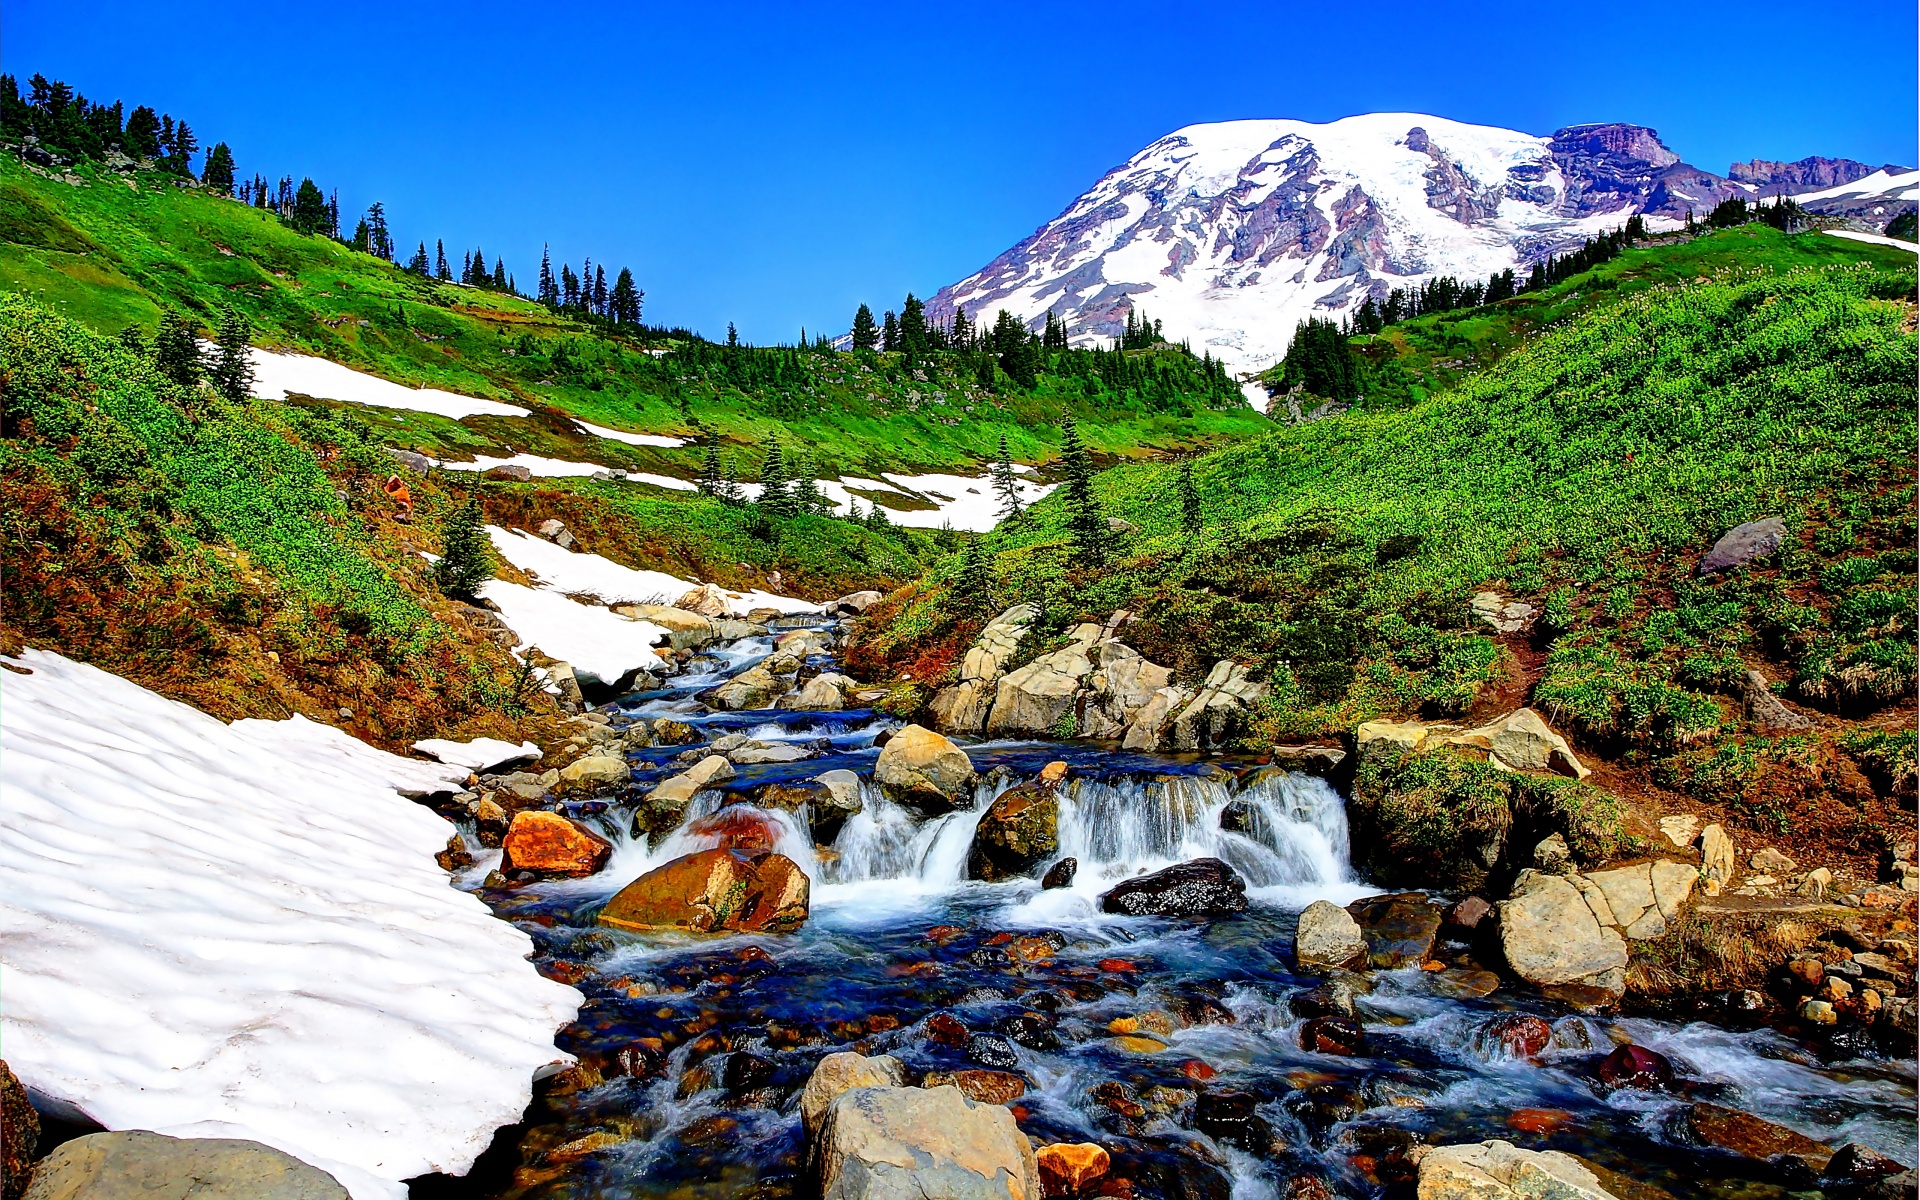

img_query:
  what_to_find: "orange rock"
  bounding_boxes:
[925,924,963,943]
[501,810,612,877]
[1421,960,1447,971]
[1006,935,1059,963]
[1038,760,1071,787]
[1098,958,1139,973]
[686,807,780,854]
[598,848,809,934]
[1037,1142,1111,1197]
[1180,1059,1218,1082]
[924,1068,1026,1105]
[1508,1108,1573,1133]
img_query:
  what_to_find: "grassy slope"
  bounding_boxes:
[0,162,1269,481]
[861,241,1917,877]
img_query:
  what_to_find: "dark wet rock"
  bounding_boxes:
[969,784,1060,881]
[1429,967,1502,999]
[1099,858,1248,918]
[435,834,474,872]
[923,1069,1026,1106]
[1289,980,1358,1019]
[1824,1144,1912,1200]
[1475,1013,1553,1059]
[1700,516,1788,574]
[924,1012,971,1048]
[722,1051,776,1095]
[1597,1043,1674,1090]
[1017,990,1065,1013]
[1360,1071,1448,1110]
[1817,1024,1881,1062]
[998,1013,1061,1051]
[959,986,1009,1004]
[1282,1175,1335,1200]
[757,781,829,813]
[1686,1101,1834,1181]
[608,1043,665,1080]
[1167,991,1235,1027]
[1299,1016,1367,1056]
[1090,1080,1146,1121]
[1283,1082,1364,1137]
[651,718,699,745]
[1219,798,1275,842]
[1345,893,1442,968]
[966,1032,1020,1070]
[1192,1090,1269,1151]
[21,1131,349,1199]
[1041,857,1077,890]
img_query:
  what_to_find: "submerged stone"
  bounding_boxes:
[1099,858,1248,918]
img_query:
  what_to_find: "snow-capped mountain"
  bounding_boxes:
[926,114,1912,372]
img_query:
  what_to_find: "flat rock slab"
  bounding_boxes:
[22,1131,349,1200]
[1345,893,1441,968]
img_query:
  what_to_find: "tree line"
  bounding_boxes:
[3,72,216,181]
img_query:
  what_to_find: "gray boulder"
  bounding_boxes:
[1294,899,1367,970]
[710,664,782,710]
[816,1085,1040,1200]
[1700,516,1787,574]
[1166,660,1268,751]
[1416,1139,1619,1199]
[984,624,1104,735]
[874,725,976,812]
[1497,870,1628,998]
[21,1131,349,1200]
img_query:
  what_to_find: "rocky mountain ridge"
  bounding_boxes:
[928,114,1916,371]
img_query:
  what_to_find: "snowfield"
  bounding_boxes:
[0,649,581,1199]
[245,348,531,419]
[1825,228,1920,253]
[485,525,819,617]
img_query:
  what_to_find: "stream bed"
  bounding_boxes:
[453,616,1917,1199]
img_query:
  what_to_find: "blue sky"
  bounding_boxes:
[10,0,1915,341]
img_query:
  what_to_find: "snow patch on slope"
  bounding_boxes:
[246,348,530,418]
[0,649,580,1199]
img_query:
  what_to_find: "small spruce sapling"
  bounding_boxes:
[433,499,494,599]
[991,433,1024,523]
[1059,418,1106,566]
[956,536,994,615]
[207,308,255,403]
[151,311,201,389]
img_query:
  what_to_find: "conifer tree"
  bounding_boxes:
[991,433,1024,522]
[592,265,607,316]
[1177,461,1202,534]
[758,439,796,517]
[202,142,235,194]
[537,245,555,305]
[407,242,430,275]
[882,310,898,352]
[727,322,739,347]
[1059,418,1106,565]
[436,239,451,281]
[206,308,254,403]
[432,499,494,598]
[791,452,824,514]
[697,441,725,496]
[851,304,878,351]
[865,501,892,532]
[720,456,743,504]
[610,268,641,324]
[152,311,201,389]
[493,256,508,290]
[900,294,927,361]
[289,178,328,235]
[956,535,994,615]
[123,105,160,159]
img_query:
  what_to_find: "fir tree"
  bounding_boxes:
[609,268,641,324]
[881,310,898,352]
[1177,461,1202,534]
[851,303,878,351]
[206,308,254,403]
[865,501,892,532]
[436,239,451,281]
[697,441,725,496]
[956,535,994,615]
[727,322,739,347]
[537,245,555,305]
[201,142,235,194]
[592,264,608,316]
[407,242,430,275]
[1059,418,1106,565]
[991,432,1023,522]
[758,439,796,517]
[168,120,197,175]
[900,294,927,361]
[289,178,329,235]
[792,452,824,514]
[493,256,508,290]
[123,105,160,158]
[152,311,201,388]
[432,499,494,598]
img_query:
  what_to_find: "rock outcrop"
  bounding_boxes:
[614,604,718,650]
[1164,660,1268,751]
[1469,591,1537,635]
[828,590,884,616]
[783,673,853,711]
[639,755,736,830]
[20,1131,350,1200]
[599,847,809,934]
[1445,708,1589,779]
[1581,860,1696,940]
[1415,1139,1619,1200]
[986,623,1105,736]
[928,604,1036,734]
[815,1084,1041,1200]
[1497,870,1628,999]
[800,1052,908,1139]
[874,725,976,812]
[968,783,1060,881]
[710,663,783,710]
[500,811,613,878]
[1099,858,1248,918]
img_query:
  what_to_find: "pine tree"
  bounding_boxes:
[407,242,430,275]
[493,256,508,290]
[791,452,824,514]
[881,310,898,352]
[432,499,494,598]
[865,501,892,532]
[1177,461,1202,534]
[201,142,235,194]
[537,245,555,305]
[289,178,328,235]
[169,120,197,176]
[851,303,878,351]
[991,432,1023,522]
[1059,418,1106,565]
[206,308,254,403]
[900,294,927,361]
[152,311,201,388]
[436,239,451,281]
[697,441,725,496]
[610,268,641,324]
[727,322,739,347]
[956,536,994,615]
[123,105,160,159]
[758,439,796,517]
[592,265,607,316]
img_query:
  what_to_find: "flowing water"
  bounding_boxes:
[453,616,1917,1199]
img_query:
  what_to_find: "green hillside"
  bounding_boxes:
[0,160,1269,484]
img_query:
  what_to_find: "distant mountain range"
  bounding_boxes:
[927,115,1917,370]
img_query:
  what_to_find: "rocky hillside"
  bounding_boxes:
[927,115,1915,371]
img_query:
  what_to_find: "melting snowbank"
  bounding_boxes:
[246,348,530,419]
[0,649,581,1198]
[486,526,819,616]
[1826,229,1920,253]
[479,578,674,685]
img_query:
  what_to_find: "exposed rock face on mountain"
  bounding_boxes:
[928,114,1902,373]
[1729,155,1883,195]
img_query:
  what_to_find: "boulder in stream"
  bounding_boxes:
[598,847,809,934]
[1345,893,1442,968]
[1099,858,1248,918]
[874,725,976,812]
[1040,857,1077,890]
[1496,870,1628,999]
[815,1084,1041,1200]
[21,1131,350,1200]
[1293,900,1367,971]
[968,784,1060,881]
[639,755,736,830]
[801,1052,907,1139]
[1035,1143,1110,1197]
[1415,1139,1618,1200]
[500,810,612,877]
